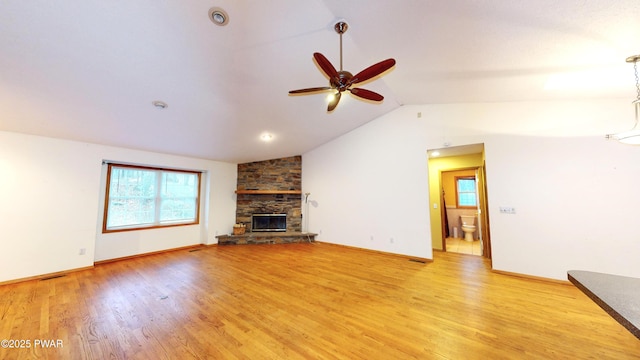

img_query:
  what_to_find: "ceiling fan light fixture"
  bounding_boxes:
[288,20,395,112]
[607,55,640,144]
[208,7,229,26]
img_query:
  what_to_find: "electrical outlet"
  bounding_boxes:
[390,237,394,243]
[79,248,86,255]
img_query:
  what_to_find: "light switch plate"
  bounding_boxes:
[499,207,516,214]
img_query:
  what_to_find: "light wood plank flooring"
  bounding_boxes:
[1,243,638,359]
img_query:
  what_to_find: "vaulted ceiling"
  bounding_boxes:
[1,1,638,163]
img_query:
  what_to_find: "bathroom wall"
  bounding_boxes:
[446,208,478,239]
[442,169,476,208]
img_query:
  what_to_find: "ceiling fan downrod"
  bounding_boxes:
[334,21,348,72]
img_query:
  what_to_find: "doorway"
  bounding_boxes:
[427,144,491,259]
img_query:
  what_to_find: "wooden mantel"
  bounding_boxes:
[235,190,302,195]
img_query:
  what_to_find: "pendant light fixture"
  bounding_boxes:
[607,55,640,144]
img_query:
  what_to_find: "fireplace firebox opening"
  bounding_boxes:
[252,214,287,232]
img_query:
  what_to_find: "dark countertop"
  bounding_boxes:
[568,270,640,340]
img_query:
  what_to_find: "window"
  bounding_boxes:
[103,163,201,232]
[456,177,477,208]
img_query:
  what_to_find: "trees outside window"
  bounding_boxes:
[103,164,201,232]
[456,177,477,208]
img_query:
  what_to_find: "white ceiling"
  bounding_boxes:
[1,0,639,163]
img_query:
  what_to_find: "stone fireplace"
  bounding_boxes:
[217,155,316,244]
[235,156,302,233]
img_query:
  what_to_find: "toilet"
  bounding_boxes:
[460,214,477,242]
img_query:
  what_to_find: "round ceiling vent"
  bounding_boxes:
[208,7,229,26]
[152,100,167,109]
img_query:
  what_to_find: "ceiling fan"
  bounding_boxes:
[289,21,396,112]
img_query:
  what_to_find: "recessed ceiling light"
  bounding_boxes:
[152,100,167,109]
[208,7,229,26]
[261,133,274,142]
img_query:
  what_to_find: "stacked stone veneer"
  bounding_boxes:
[236,156,302,232]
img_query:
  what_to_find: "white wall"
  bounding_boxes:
[0,131,237,282]
[303,99,640,280]
[302,110,432,259]
[486,133,640,279]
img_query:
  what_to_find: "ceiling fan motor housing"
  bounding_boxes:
[331,71,353,91]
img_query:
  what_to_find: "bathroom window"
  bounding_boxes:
[456,177,477,208]
[103,163,201,233]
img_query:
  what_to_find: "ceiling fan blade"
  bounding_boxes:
[327,92,341,112]
[350,58,396,85]
[349,88,384,102]
[289,86,332,94]
[313,52,339,80]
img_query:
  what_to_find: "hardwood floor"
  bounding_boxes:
[1,243,638,359]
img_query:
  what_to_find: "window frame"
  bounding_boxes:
[102,163,202,233]
[455,176,478,209]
